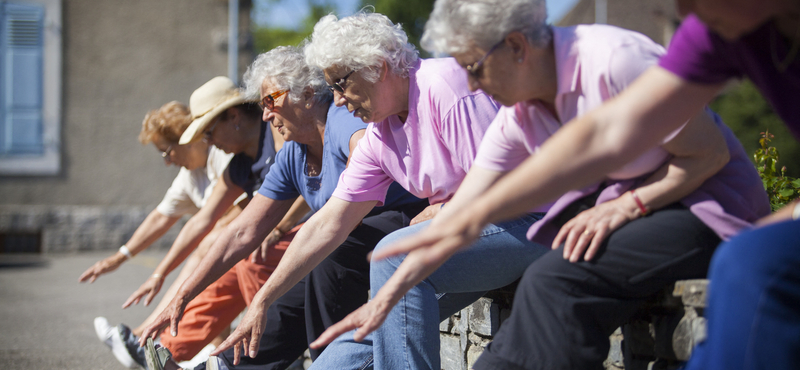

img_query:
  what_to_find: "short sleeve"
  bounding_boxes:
[156,169,201,217]
[438,92,499,173]
[207,146,233,179]
[332,132,395,206]
[658,14,742,84]
[473,106,531,172]
[258,145,301,201]
[606,34,664,96]
[327,105,369,158]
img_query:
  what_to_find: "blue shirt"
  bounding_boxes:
[258,103,420,215]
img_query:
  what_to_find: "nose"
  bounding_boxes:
[333,91,347,107]
[262,108,271,122]
[467,74,481,92]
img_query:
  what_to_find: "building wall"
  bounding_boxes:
[0,0,253,252]
[557,0,679,46]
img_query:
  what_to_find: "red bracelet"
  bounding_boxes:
[630,190,650,216]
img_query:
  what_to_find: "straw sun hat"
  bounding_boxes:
[179,76,253,144]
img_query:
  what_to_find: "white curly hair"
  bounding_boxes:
[242,45,332,104]
[304,11,419,83]
[421,0,551,55]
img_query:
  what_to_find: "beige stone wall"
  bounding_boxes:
[0,0,252,208]
[557,0,678,47]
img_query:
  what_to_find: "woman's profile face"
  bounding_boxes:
[324,66,393,123]
[452,42,520,107]
[152,136,207,170]
[260,79,307,143]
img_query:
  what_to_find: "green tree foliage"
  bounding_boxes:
[250,0,433,56]
[251,0,337,53]
[710,79,800,177]
[753,130,800,211]
[360,0,435,57]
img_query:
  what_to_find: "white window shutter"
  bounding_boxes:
[0,2,44,155]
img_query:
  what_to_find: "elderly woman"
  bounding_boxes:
[200,12,555,370]
[93,77,311,368]
[374,0,794,369]
[139,46,426,370]
[79,101,245,367]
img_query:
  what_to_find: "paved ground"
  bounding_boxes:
[0,250,180,370]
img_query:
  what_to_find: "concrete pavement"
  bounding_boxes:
[0,250,178,370]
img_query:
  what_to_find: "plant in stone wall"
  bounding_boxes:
[754,130,800,211]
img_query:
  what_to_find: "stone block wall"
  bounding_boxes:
[0,205,184,253]
[438,280,709,370]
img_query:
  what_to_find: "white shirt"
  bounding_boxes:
[155,146,234,217]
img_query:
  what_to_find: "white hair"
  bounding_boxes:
[421,0,551,55]
[304,11,419,82]
[242,46,332,104]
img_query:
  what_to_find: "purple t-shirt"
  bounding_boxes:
[659,14,800,139]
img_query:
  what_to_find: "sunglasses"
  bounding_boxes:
[328,70,355,94]
[259,89,289,111]
[465,40,504,78]
[161,145,173,161]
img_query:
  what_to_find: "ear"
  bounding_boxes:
[378,60,389,82]
[225,106,239,122]
[506,31,529,63]
[302,86,316,105]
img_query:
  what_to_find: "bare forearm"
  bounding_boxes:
[125,210,179,256]
[275,196,310,233]
[152,216,216,277]
[250,199,373,311]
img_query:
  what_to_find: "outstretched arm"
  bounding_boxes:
[123,168,245,308]
[78,209,178,283]
[377,67,724,272]
[211,197,376,364]
[250,195,310,263]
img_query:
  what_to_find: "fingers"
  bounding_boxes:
[310,318,357,349]
[371,232,438,261]
[122,291,142,309]
[169,310,183,338]
[584,228,609,261]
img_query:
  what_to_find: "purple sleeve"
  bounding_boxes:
[659,14,742,84]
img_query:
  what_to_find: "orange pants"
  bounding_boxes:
[160,225,300,362]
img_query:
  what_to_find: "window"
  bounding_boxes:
[0,0,61,175]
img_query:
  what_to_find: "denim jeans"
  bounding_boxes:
[309,213,548,370]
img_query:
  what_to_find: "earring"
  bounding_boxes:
[518,58,523,63]
[305,102,312,109]
[235,125,240,131]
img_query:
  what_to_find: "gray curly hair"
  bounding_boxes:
[421,0,551,55]
[304,11,419,83]
[242,45,332,105]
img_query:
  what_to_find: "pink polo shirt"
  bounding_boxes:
[333,58,500,205]
[474,25,769,243]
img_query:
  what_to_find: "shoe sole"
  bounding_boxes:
[145,337,163,370]
[110,326,139,369]
[93,317,114,348]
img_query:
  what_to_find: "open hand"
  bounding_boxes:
[210,300,269,365]
[139,295,189,345]
[310,295,394,349]
[78,254,125,283]
[122,275,164,308]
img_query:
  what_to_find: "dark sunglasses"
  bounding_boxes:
[328,70,355,94]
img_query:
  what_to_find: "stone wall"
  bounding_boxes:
[438,280,709,370]
[0,205,184,253]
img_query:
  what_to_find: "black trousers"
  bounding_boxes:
[196,200,428,370]
[474,203,722,370]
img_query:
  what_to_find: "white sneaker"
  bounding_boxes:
[93,317,114,348]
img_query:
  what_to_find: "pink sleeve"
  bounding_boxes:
[437,92,500,173]
[332,132,394,206]
[473,106,531,172]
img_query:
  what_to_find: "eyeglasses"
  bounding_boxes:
[258,89,289,111]
[161,145,173,162]
[202,117,221,143]
[465,40,504,78]
[328,70,355,94]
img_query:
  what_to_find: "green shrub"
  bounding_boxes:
[754,130,800,211]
